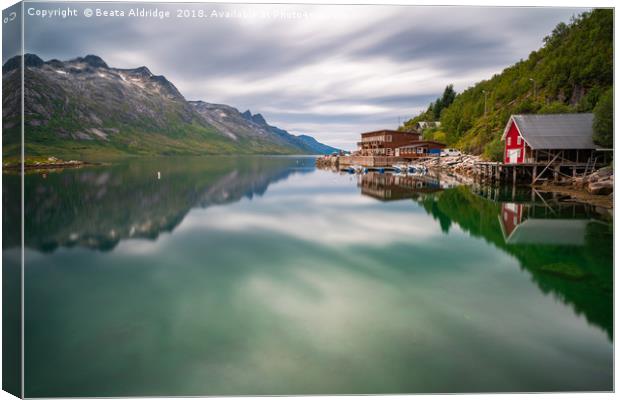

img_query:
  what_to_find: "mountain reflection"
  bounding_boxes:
[11,156,313,252]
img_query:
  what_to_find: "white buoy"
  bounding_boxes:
[157,171,161,180]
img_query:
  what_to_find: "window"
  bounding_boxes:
[517,136,521,145]
[386,135,392,142]
[507,137,511,145]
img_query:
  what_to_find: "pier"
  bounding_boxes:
[472,160,603,186]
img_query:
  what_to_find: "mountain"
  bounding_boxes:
[400,10,613,160]
[239,109,340,155]
[189,101,339,155]
[2,54,338,160]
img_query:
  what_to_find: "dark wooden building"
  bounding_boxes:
[357,130,421,156]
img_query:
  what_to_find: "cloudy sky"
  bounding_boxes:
[21,2,586,149]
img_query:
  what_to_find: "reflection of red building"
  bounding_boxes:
[499,202,589,246]
[499,203,523,238]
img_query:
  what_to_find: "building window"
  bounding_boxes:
[507,137,511,145]
[387,135,392,142]
[517,136,521,145]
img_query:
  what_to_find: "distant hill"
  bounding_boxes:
[401,10,613,160]
[2,54,339,160]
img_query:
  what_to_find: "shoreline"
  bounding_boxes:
[318,154,614,209]
[2,158,100,173]
[425,156,614,210]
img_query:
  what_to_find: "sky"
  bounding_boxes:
[19,2,587,149]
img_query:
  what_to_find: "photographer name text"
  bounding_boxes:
[26,7,311,20]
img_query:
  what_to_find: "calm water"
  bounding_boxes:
[6,156,613,396]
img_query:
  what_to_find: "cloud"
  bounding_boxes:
[23,3,587,149]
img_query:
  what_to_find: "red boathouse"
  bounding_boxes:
[501,113,599,165]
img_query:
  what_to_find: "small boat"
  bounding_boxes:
[341,166,356,174]
[392,165,403,173]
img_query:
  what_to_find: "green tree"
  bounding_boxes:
[538,101,573,114]
[432,101,443,120]
[593,88,613,148]
[440,84,456,109]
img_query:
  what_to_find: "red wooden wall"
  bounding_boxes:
[504,120,526,164]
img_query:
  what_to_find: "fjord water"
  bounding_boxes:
[13,156,612,396]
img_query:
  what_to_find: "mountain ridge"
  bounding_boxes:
[2,53,339,160]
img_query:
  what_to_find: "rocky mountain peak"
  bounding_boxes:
[132,66,152,77]
[241,110,267,126]
[68,54,109,69]
[2,53,44,73]
[82,55,108,69]
[252,113,267,125]
[149,74,184,100]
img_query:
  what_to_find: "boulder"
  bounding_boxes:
[587,181,613,195]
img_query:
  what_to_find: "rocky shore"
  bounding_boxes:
[416,154,483,177]
[3,156,90,172]
[533,167,614,209]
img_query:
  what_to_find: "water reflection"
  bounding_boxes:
[500,202,599,246]
[412,183,612,339]
[13,156,314,251]
[358,172,443,200]
[14,158,613,396]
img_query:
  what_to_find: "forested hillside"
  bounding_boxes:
[400,9,613,160]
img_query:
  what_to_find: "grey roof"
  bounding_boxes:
[507,113,596,150]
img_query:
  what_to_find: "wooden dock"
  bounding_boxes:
[472,160,600,186]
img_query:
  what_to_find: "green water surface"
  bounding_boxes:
[8,156,613,396]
